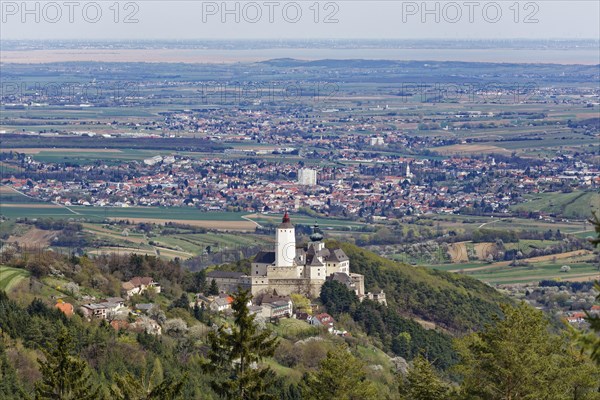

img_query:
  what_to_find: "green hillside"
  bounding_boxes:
[305,242,511,369]
[512,191,599,219]
[338,242,507,333]
[0,266,30,292]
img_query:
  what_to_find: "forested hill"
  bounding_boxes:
[334,242,508,333]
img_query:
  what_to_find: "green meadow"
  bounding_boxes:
[0,266,30,292]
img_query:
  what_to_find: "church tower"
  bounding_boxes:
[275,211,296,267]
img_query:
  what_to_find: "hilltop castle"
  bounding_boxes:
[208,212,385,302]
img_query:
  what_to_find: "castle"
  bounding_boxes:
[207,212,385,302]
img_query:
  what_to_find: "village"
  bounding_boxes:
[52,273,353,339]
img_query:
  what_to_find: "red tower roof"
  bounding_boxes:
[279,211,293,228]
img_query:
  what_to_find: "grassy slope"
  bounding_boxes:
[513,191,599,219]
[0,266,30,292]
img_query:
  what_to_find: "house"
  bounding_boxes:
[101,297,125,308]
[132,317,162,335]
[54,301,74,317]
[80,300,123,320]
[261,292,291,305]
[80,303,111,320]
[364,290,387,306]
[262,300,292,319]
[260,293,293,319]
[135,303,156,314]
[249,305,264,316]
[566,312,587,325]
[122,276,161,299]
[194,294,212,308]
[210,296,234,312]
[309,313,335,332]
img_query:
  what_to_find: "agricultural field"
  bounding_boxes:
[0,206,78,219]
[424,248,598,285]
[0,187,76,218]
[512,191,599,219]
[1,202,260,231]
[503,239,560,252]
[81,221,273,260]
[433,144,511,155]
[7,227,60,247]
[466,262,598,285]
[249,213,366,231]
[447,242,468,263]
[22,148,154,165]
[0,266,30,292]
[426,214,592,235]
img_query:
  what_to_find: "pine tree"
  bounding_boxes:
[398,355,450,400]
[109,358,186,400]
[34,328,101,400]
[170,293,190,310]
[0,340,28,400]
[193,303,205,322]
[208,279,219,296]
[582,283,600,364]
[202,289,278,400]
[455,302,600,400]
[302,344,378,400]
[580,211,600,364]
[192,270,207,293]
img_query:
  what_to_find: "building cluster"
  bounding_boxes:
[4,149,597,220]
[500,282,599,328]
[207,212,386,301]
[194,292,349,336]
[55,295,162,335]
[53,276,162,335]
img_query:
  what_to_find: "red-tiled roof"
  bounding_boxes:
[55,302,74,317]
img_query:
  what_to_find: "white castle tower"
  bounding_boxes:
[275,211,296,267]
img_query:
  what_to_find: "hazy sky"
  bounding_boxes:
[1,0,599,40]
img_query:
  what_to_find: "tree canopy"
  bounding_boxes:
[203,289,279,400]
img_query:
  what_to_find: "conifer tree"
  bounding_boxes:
[302,344,378,400]
[455,302,600,400]
[208,279,219,296]
[580,211,600,364]
[109,358,186,400]
[34,328,101,400]
[202,289,278,400]
[0,339,28,400]
[193,303,205,322]
[398,355,450,400]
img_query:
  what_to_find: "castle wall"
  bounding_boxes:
[212,277,251,294]
[252,262,269,276]
[250,278,324,298]
[349,273,365,297]
[267,265,300,279]
[306,265,327,280]
[325,260,350,275]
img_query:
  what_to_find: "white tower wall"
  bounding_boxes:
[276,227,296,267]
